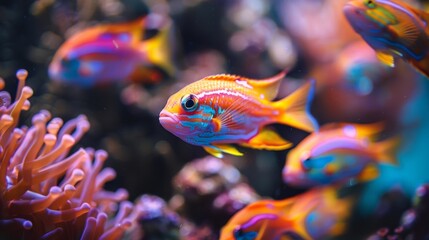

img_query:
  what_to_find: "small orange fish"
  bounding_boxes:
[344,0,429,77]
[220,187,351,240]
[283,123,399,187]
[49,16,174,87]
[159,71,319,158]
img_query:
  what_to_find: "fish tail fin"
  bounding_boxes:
[139,21,175,77]
[273,79,319,132]
[372,137,401,165]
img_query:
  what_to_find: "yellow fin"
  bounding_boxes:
[203,146,223,158]
[247,70,287,101]
[372,137,400,165]
[212,144,244,157]
[240,128,293,150]
[357,164,379,182]
[139,21,175,76]
[376,51,395,67]
[273,80,319,132]
[351,122,384,139]
[321,122,384,140]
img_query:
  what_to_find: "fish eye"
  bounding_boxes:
[181,94,199,112]
[61,57,71,66]
[302,158,312,170]
[365,0,376,8]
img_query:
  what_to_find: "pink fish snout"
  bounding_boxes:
[159,110,179,127]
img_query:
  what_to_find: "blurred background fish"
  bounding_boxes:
[283,123,399,187]
[220,187,351,240]
[159,72,318,158]
[344,0,429,78]
[48,15,174,87]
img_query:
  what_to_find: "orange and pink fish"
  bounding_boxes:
[344,0,429,78]
[159,71,319,158]
[49,17,174,87]
[220,187,351,240]
[283,123,398,187]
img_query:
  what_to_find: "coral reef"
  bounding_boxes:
[368,184,429,240]
[0,70,142,239]
[170,155,260,236]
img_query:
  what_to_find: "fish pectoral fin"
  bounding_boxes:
[376,51,395,67]
[203,146,224,158]
[212,144,244,157]
[212,118,222,132]
[388,20,420,46]
[357,164,379,182]
[241,128,293,150]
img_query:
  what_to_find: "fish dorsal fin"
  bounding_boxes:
[320,122,384,139]
[408,5,429,30]
[376,51,395,67]
[204,74,243,81]
[204,70,287,101]
[246,70,287,101]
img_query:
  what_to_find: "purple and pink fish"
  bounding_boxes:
[49,17,174,87]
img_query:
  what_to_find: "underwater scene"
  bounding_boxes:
[1,0,429,239]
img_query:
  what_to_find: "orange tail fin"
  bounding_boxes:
[273,80,319,132]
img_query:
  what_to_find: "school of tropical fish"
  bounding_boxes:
[1,0,429,239]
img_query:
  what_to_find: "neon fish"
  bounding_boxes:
[49,17,174,87]
[343,0,429,77]
[159,71,318,158]
[219,187,351,240]
[283,123,398,187]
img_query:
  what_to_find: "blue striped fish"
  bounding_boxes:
[343,0,429,78]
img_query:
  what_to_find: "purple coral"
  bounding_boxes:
[0,70,143,239]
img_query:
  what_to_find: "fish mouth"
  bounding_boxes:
[159,110,178,124]
[159,110,189,136]
[343,4,366,28]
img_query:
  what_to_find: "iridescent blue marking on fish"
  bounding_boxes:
[374,37,426,60]
[303,155,335,169]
